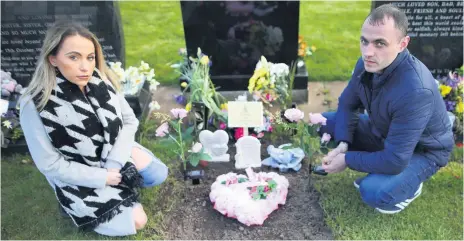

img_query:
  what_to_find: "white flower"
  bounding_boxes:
[270,63,289,77]
[149,101,160,112]
[191,142,203,153]
[297,60,305,68]
[149,81,160,92]
[139,61,150,72]
[145,69,155,81]
[2,120,12,129]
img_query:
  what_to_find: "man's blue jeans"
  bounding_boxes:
[319,112,440,210]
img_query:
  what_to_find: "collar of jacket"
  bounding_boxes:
[358,48,410,90]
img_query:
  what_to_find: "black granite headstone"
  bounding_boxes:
[372,0,463,76]
[180,1,308,91]
[1,1,125,87]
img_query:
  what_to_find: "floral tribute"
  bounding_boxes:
[153,108,212,170]
[109,61,160,95]
[247,56,290,107]
[209,167,289,226]
[436,66,463,144]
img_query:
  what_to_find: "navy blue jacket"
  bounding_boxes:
[337,49,455,175]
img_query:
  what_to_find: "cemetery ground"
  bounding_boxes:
[1,1,463,240]
[2,83,463,240]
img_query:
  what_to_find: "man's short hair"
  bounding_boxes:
[367,4,409,37]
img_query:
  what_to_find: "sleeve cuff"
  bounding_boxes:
[104,159,123,169]
[345,151,357,170]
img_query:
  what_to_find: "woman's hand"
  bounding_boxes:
[106,169,122,186]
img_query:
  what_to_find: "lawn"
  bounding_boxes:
[119,1,371,84]
[313,161,463,240]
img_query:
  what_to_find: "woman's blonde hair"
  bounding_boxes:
[21,21,120,110]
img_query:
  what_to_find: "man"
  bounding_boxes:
[320,4,454,214]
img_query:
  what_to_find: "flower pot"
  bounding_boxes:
[1,137,29,156]
[181,161,205,185]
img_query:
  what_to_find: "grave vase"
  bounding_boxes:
[181,159,206,185]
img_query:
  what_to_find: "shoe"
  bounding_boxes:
[375,182,423,214]
[353,177,364,190]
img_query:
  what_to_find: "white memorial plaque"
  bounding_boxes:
[234,135,261,169]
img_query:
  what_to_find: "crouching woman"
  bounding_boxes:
[19,21,168,236]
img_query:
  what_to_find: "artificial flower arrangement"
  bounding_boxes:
[209,168,289,226]
[247,56,295,108]
[269,108,332,161]
[298,35,317,60]
[1,108,23,148]
[153,108,212,171]
[436,66,463,144]
[175,48,228,124]
[108,61,160,96]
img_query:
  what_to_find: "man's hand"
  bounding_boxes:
[323,141,348,165]
[106,169,122,186]
[322,153,347,174]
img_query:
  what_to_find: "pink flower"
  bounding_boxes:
[267,125,273,132]
[308,113,327,125]
[321,133,331,144]
[170,108,188,120]
[155,122,169,137]
[257,132,265,138]
[219,122,227,129]
[284,108,304,122]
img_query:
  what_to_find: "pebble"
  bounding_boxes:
[196,198,200,201]
[280,234,285,238]
[202,201,206,206]
[239,226,244,231]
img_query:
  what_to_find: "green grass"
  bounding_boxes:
[1,127,182,240]
[313,161,464,240]
[119,1,185,85]
[300,1,371,81]
[119,1,371,84]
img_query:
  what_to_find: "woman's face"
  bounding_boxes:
[49,34,96,90]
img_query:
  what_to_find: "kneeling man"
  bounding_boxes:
[320,4,454,214]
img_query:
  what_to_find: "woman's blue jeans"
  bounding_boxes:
[319,112,440,210]
[133,143,169,188]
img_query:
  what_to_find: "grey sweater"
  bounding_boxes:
[19,91,140,188]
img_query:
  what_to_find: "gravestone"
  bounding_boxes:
[1,1,125,87]
[199,129,230,162]
[180,1,308,101]
[235,135,262,169]
[372,0,463,76]
[1,1,150,119]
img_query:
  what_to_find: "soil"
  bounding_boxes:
[161,137,334,240]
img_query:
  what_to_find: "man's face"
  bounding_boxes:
[360,16,409,73]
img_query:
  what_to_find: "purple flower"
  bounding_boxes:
[208,116,214,124]
[1,110,16,118]
[173,94,187,105]
[445,100,456,112]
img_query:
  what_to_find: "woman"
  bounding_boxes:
[19,21,168,236]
